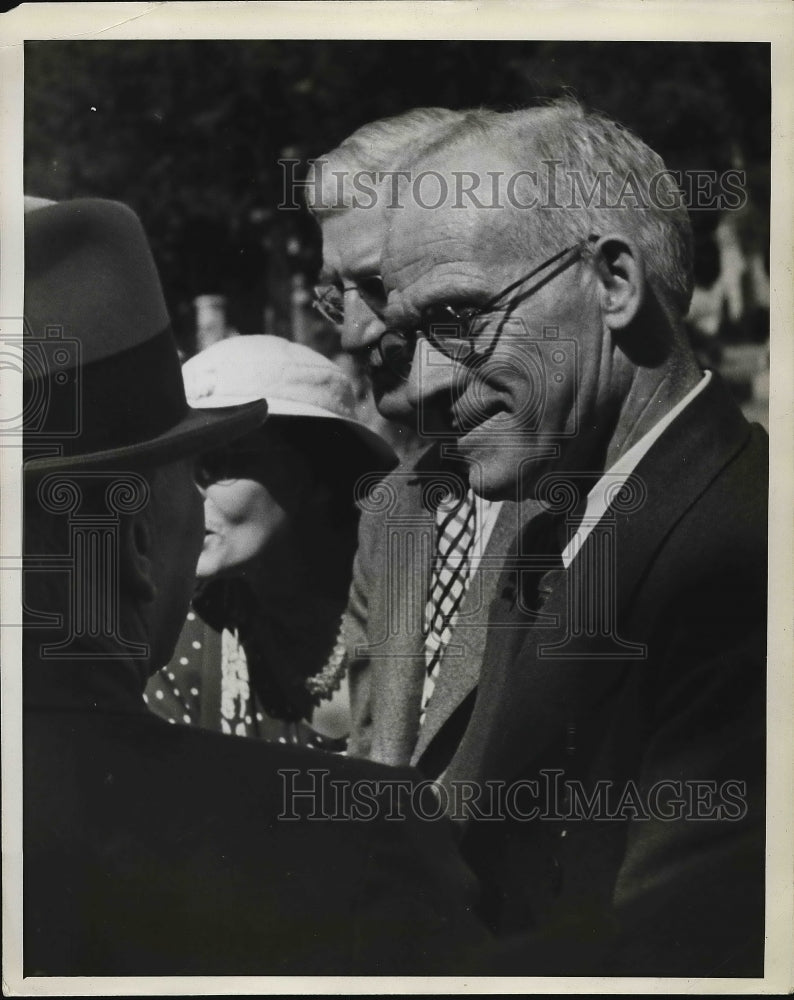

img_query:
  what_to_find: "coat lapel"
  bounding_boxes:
[367,449,440,766]
[443,373,754,789]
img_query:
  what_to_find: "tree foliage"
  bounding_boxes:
[24,40,770,344]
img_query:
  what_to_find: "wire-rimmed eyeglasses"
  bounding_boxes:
[373,235,598,379]
[312,275,387,327]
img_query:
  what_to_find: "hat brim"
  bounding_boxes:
[336,418,397,473]
[267,403,396,472]
[192,395,397,473]
[24,399,268,477]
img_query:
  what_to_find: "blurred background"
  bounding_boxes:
[25,40,770,441]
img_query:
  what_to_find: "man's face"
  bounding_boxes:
[319,209,407,421]
[381,147,627,500]
[319,208,456,433]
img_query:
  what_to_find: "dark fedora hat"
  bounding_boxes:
[23,198,267,476]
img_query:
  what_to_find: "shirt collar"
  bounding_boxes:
[560,370,712,568]
[602,370,712,480]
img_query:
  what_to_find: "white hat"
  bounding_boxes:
[182,334,396,468]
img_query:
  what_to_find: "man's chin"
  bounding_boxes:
[454,447,520,501]
[370,380,415,426]
[455,431,559,503]
[373,397,416,428]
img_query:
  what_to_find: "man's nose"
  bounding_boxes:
[404,338,457,407]
[340,293,386,354]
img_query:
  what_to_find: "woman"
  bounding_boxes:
[145,334,395,750]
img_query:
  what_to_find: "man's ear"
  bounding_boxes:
[119,511,157,603]
[592,234,645,332]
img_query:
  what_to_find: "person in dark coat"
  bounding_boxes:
[370,98,767,976]
[21,196,489,977]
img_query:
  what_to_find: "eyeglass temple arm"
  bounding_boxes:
[480,235,599,313]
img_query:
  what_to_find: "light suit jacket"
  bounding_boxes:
[345,442,539,771]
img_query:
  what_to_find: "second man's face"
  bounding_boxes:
[319,207,462,436]
[318,208,411,423]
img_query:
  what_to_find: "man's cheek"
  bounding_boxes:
[373,383,414,419]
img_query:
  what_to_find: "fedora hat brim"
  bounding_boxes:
[24,399,268,477]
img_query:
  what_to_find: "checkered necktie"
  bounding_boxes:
[420,485,478,721]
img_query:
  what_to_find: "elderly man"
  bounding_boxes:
[21,197,488,976]
[310,111,541,773]
[374,100,767,976]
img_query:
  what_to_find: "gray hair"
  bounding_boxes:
[416,99,694,317]
[306,107,468,215]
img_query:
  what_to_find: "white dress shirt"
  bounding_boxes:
[561,371,712,569]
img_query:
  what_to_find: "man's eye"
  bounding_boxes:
[356,275,386,304]
[421,303,479,340]
[312,284,345,325]
[424,320,466,341]
[317,284,344,305]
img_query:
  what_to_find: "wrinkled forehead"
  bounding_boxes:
[381,142,535,294]
[319,205,387,280]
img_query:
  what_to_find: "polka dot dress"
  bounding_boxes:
[145,611,347,752]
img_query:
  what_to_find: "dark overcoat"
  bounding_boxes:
[446,375,768,976]
[349,375,767,976]
[23,652,489,976]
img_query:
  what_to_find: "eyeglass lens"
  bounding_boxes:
[312,285,345,325]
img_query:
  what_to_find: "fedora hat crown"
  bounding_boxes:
[24,198,267,475]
